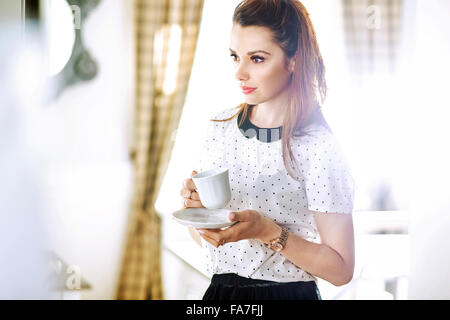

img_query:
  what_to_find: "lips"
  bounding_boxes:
[241,86,257,95]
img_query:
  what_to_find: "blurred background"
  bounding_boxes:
[1,0,449,299]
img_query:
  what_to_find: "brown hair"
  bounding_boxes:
[212,0,331,181]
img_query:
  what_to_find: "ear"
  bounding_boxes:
[288,57,296,73]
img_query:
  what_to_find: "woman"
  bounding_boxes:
[180,0,355,300]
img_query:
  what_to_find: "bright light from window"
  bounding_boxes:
[44,0,76,77]
[154,24,182,95]
[11,41,46,111]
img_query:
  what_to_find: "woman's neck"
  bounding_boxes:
[249,103,285,128]
[248,88,290,128]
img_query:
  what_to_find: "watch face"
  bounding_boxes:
[273,243,283,252]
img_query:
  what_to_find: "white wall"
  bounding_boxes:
[407,0,450,299]
[31,0,135,299]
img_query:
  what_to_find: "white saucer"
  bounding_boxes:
[172,208,236,229]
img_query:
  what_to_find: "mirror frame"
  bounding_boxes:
[24,0,101,100]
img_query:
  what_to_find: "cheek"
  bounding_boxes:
[255,65,290,94]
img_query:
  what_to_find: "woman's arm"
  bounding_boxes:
[197,210,355,286]
[272,212,355,286]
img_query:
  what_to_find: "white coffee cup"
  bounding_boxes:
[192,168,231,209]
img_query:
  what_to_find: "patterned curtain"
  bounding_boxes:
[116,0,204,300]
[341,0,403,82]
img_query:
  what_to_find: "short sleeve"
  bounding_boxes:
[297,132,355,214]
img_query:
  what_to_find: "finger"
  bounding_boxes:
[198,228,232,247]
[184,198,204,208]
[182,170,198,191]
[190,191,200,201]
[179,188,192,198]
[229,210,253,222]
[190,170,199,190]
[183,178,197,192]
[197,227,222,234]
[197,231,220,248]
[197,228,221,242]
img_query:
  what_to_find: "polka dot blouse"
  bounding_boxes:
[196,107,355,283]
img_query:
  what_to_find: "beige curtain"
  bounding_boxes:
[116,0,204,300]
[341,0,403,82]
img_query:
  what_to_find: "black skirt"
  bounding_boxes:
[202,273,322,300]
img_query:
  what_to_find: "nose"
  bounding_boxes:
[235,60,249,83]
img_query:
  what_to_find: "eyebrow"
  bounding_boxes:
[229,48,271,55]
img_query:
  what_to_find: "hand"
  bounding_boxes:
[197,210,281,248]
[179,170,205,209]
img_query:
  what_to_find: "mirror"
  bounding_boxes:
[24,0,101,101]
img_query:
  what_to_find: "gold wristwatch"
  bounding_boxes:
[264,226,289,252]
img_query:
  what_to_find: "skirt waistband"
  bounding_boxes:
[211,273,317,289]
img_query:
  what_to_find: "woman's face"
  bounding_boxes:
[229,24,294,105]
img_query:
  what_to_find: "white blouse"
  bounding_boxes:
[196,107,355,283]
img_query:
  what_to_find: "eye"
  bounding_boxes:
[230,53,238,61]
[251,56,264,63]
